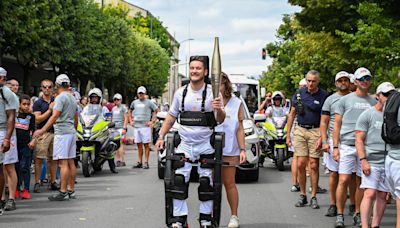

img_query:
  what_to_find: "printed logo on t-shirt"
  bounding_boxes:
[15,117,30,130]
[374,121,383,130]
[353,103,372,110]
[136,103,145,108]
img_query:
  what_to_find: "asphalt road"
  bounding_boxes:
[1,145,396,228]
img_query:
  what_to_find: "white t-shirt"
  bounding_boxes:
[216,96,241,156]
[170,83,221,144]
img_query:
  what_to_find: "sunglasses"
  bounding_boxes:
[336,78,349,83]
[357,76,372,82]
[42,85,53,89]
[138,92,144,95]
[113,98,121,101]
[381,91,391,97]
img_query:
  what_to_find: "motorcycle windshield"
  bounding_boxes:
[271,116,287,129]
[80,104,103,128]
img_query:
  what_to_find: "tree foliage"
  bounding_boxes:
[0,0,171,97]
[261,1,400,95]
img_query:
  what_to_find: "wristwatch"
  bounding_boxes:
[240,148,246,153]
[360,157,366,161]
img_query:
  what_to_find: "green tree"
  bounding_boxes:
[261,1,400,95]
[130,13,176,57]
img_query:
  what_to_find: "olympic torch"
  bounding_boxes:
[211,37,221,99]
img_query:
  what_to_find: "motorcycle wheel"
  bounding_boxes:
[157,159,165,179]
[276,148,285,171]
[82,151,94,177]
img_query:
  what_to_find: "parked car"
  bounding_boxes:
[156,95,260,182]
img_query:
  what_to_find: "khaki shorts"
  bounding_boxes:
[294,127,321,158]
[34,132,54,160]
[223,156,239,167]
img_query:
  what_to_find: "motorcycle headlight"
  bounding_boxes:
[277,130,284,137]
[244,128,255,137]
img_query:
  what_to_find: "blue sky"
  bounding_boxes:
[128,0,300,77]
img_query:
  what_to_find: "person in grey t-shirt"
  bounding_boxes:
[320,71,352,217]
[332,67,377,227]
[0,67,19,211]
[129,86,159,169]
[112,93,128,167]
[355,82,394,228]
[33,74,78,201]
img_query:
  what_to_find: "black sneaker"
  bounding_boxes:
[325,204,337,217]
[308,186,328,194]
[310,197,320,209]
[348,204,355,216]
[4,199,16,211]
[0,200,6,209]
[122,161,126,167]
[132,162,142,168]
[295,194,308,207]
[68,191,77,199]
[48,191,69,201]
[50,182,60,191]
[353,213,361,227]
[33,183,40,193]
[143,162,149,169]
[335,214,345,228]
[290,184,300,192]
[116,161,122,167]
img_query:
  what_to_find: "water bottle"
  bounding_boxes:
[297,93,305,115]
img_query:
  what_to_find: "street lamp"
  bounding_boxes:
[169,62,188,103]
[179,38,194,77]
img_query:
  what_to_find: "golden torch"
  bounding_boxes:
[211,37,221,99]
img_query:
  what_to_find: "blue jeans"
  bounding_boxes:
[16,146,33,190]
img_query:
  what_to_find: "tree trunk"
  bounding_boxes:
[79,77,89,96]
[23,66,31,95]
[108,79,115,98]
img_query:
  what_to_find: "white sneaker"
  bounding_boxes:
[200,220,212,227]
[171,222,183,228]
[228,215,240,228]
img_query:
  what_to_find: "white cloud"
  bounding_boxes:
[127,0,299,77]
[231,18,282,32]
[197,8,220,18]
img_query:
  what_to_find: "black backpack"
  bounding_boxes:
[382,91,400,144]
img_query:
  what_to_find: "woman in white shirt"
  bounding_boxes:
[218,73,246,228]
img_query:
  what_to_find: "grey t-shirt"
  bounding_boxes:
[389,106,400,160]
[355,106,386,167]
[322,92,343,139]
[0,86,19,130]
[335,92,376,146]
[112,104,127,129]
[130,99,157,128]
[53,91,77,135]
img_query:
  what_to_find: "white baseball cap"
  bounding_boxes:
[299,78,307,86]
[0,67,7,77]
[354,67,372,80]
[113,93,122,100]
[335,71,351,81]
[376,82,395,94]
[55,74,70,85]
[137,86,146,94]
[349,74,355,83]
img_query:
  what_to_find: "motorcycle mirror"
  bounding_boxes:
[108,122,116,128]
